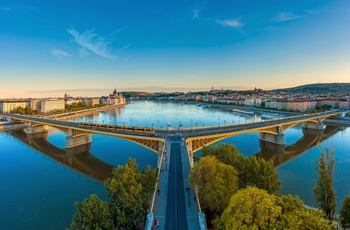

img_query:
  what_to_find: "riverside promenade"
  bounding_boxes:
[150,134,203,230]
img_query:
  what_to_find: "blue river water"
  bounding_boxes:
[0,100,349,229]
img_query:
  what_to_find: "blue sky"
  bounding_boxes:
[0,0,349,97]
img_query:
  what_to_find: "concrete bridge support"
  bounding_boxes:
[24,122,48,134]
[302,118,325,130]
[259,126,285,145]
[66,129,92,149]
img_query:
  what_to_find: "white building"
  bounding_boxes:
[244,97,261,107]
[0,100,28,113]
[41,99,65,113]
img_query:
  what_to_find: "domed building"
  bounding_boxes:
[107,88,126,105]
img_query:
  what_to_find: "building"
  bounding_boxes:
[30,99,42,111]
[83,98,100,107]
[317,98,339,108]
[0,100,28,113]
[244,97,261,107]
[107,89,126,105]
[41,99,65,113]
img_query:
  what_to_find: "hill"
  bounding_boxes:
[272,83,350,95]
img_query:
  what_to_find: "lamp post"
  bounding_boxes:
[218,117,220,127]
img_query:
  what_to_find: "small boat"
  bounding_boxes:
[232,109,254,115]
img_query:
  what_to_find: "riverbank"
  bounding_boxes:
[44,102,129,121]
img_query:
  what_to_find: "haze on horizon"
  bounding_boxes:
[1,0,349,98]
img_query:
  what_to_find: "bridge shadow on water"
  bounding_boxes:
[256,125,341,168]
[10,130,114,182]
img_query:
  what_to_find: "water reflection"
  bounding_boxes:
[10,130,113,181]
[256,125,340,167]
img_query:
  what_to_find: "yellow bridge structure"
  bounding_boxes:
[10,110,347,168]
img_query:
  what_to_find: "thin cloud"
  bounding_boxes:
[51,49,71,58]
[192,10,199,19]
[68,28,113,58]
[2,7,11,11]
[271,12,302,22]
[217,19,244,28]
[79,48,89,57]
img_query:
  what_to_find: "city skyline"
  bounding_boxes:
[1,0,349,98]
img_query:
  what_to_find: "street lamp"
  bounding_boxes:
[218,117,220,127]
[196,122,198,129]
[130,118,132,126]
[224,120,226,126]
[191,119,193,129]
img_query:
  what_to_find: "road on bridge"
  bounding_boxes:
[165,136,188,230]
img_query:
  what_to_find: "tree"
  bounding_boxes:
[219,186,281,230]
[69,194,114,230]
[240,156,281,194]
[340,196,350,229]
[201,143,281,193]
[69,158,156,229]
[190,156,239,216]
[313,147,336,220]
[218,189,334,230]
[274,194,334,230]
[105,158,156,229]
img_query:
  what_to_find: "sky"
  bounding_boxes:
[0,0,349,98]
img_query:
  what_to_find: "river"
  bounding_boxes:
[0,100,349,229]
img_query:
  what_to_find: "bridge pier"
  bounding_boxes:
[66,129,92,149]
[302,118,325,130]
[259,126,285,145]
[24,122,49,134]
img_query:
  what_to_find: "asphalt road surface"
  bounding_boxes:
[165,140,188,230]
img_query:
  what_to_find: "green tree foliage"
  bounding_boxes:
[340,196,350,229]
[313,147,336,220]
[11,106,39,115]
[190,156,239,216]
[69,158,156,229]
[201,144,280,193]
[218,188,334,230]
[105,159,157,229]
[274,194,333,230]
[69,194,114,230]
[220,186,281,230]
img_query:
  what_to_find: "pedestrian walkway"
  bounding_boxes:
[152,139,171,230]
[180,138,201,230]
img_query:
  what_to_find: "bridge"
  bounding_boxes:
[9,110,347,230]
